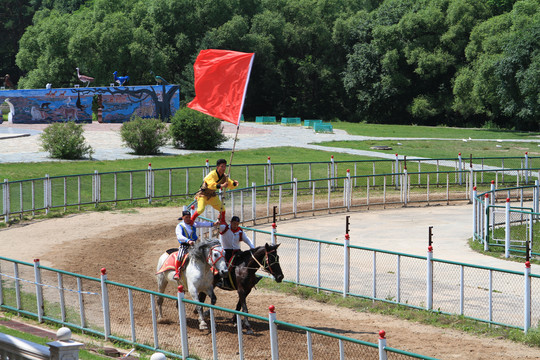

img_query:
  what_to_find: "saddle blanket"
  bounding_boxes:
[156,251,187,274]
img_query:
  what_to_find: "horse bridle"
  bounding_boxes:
[251,248,279,276]
[207,245,225,267]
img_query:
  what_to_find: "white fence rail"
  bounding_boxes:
[3,157,540,223]
[0,258,433,360]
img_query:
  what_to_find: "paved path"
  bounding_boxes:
[3,121,540,163]
[0,122,388,163]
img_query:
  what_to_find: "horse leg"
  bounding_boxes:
[189,289,208,330]
[156,273,168,319]
[236,288,253,335]
[198,292,212,318]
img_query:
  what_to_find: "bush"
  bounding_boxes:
[120,116,170,155]
[40,121,94,159]
[170,108,227,150]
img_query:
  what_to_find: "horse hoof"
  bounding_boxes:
[199,322,208,330]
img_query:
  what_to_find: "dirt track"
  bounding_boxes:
[1,206,539,359]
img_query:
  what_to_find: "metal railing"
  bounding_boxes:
[3,156,540,223]
[0,256,436,360]
[238,226,539,333]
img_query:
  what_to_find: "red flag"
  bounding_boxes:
[188,49,255,125]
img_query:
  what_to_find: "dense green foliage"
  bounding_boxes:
[120,116,170,155]
[170,108,227,150]
[39,121,94,159]
[4,0,539,129]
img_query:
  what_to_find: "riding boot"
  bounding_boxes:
[219,211,226,224]
[173,259,181,280]
[190,211,200,223]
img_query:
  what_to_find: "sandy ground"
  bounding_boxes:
[1,205,540,359]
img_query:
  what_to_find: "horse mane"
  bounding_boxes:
[189,238,220,263]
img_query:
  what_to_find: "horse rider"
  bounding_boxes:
[190,158,239,225]
[174,210,218,280]
[218,215,255,265]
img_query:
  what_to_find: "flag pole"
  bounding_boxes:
[227,124,240,176]
[227,53,255,177]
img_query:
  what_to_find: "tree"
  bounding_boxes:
[0,0,42,85]
[453,0,540,130]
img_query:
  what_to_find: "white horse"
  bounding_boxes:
[156,238,228,330]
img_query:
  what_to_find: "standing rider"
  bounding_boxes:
[190,159,239,224]
[174,210,218,280]
[218,215,255,265]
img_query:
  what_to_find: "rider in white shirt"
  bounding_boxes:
[218,215,255,265]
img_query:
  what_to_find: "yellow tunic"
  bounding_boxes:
[195,170,238,213]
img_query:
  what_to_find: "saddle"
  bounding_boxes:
[156,251,188,275]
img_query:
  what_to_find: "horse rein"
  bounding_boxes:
[250,248,278,276]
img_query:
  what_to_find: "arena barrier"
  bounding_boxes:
[3,156,540,224]
[0,257,438,360]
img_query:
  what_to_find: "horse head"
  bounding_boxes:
[191,239,228,278]
[262,243,284,282]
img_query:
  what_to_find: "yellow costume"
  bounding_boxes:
[191,169,238,223]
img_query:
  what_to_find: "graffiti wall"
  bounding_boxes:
[0,85,180,124]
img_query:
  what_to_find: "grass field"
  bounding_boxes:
[316,139,540,159]
[331,121,540,139]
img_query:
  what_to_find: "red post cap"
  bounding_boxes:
[101,268,106,275]
[485,194,489,198]
[272,223,276,228]
[491,180,494,184]
[178,285,184,292]
[34,258,39,262]
[506,198,510,202]
[331,155,334,159]
[473,186,477,191]
[268,156,271,160]
[395,153,398,157]
[526,152,528,155]
[525,261,531,268]
[191,205,195,209]
[428,245,433,252]
[345,234,350,240]
[347,169,350,173]
[148,163,151,167]
[379,330,386,339]
[269,305,275,313]
[459,153,461,156]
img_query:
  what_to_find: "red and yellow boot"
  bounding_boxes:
[173,259,181,280]
[190,211,200,223]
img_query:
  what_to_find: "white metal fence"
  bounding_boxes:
[0,257,435,360]
[3,157,540,223]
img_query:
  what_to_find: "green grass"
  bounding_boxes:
[331,121,540,139]
[0,147,374,182]
[259,279,540,347]
[469,222,540,264]
[316,139,540,160]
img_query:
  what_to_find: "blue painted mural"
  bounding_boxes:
[0,85,180,124]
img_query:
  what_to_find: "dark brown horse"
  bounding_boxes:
[215,243,284,334]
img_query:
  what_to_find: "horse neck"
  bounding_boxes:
[189,247,211,270]
[246,247,266,269]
